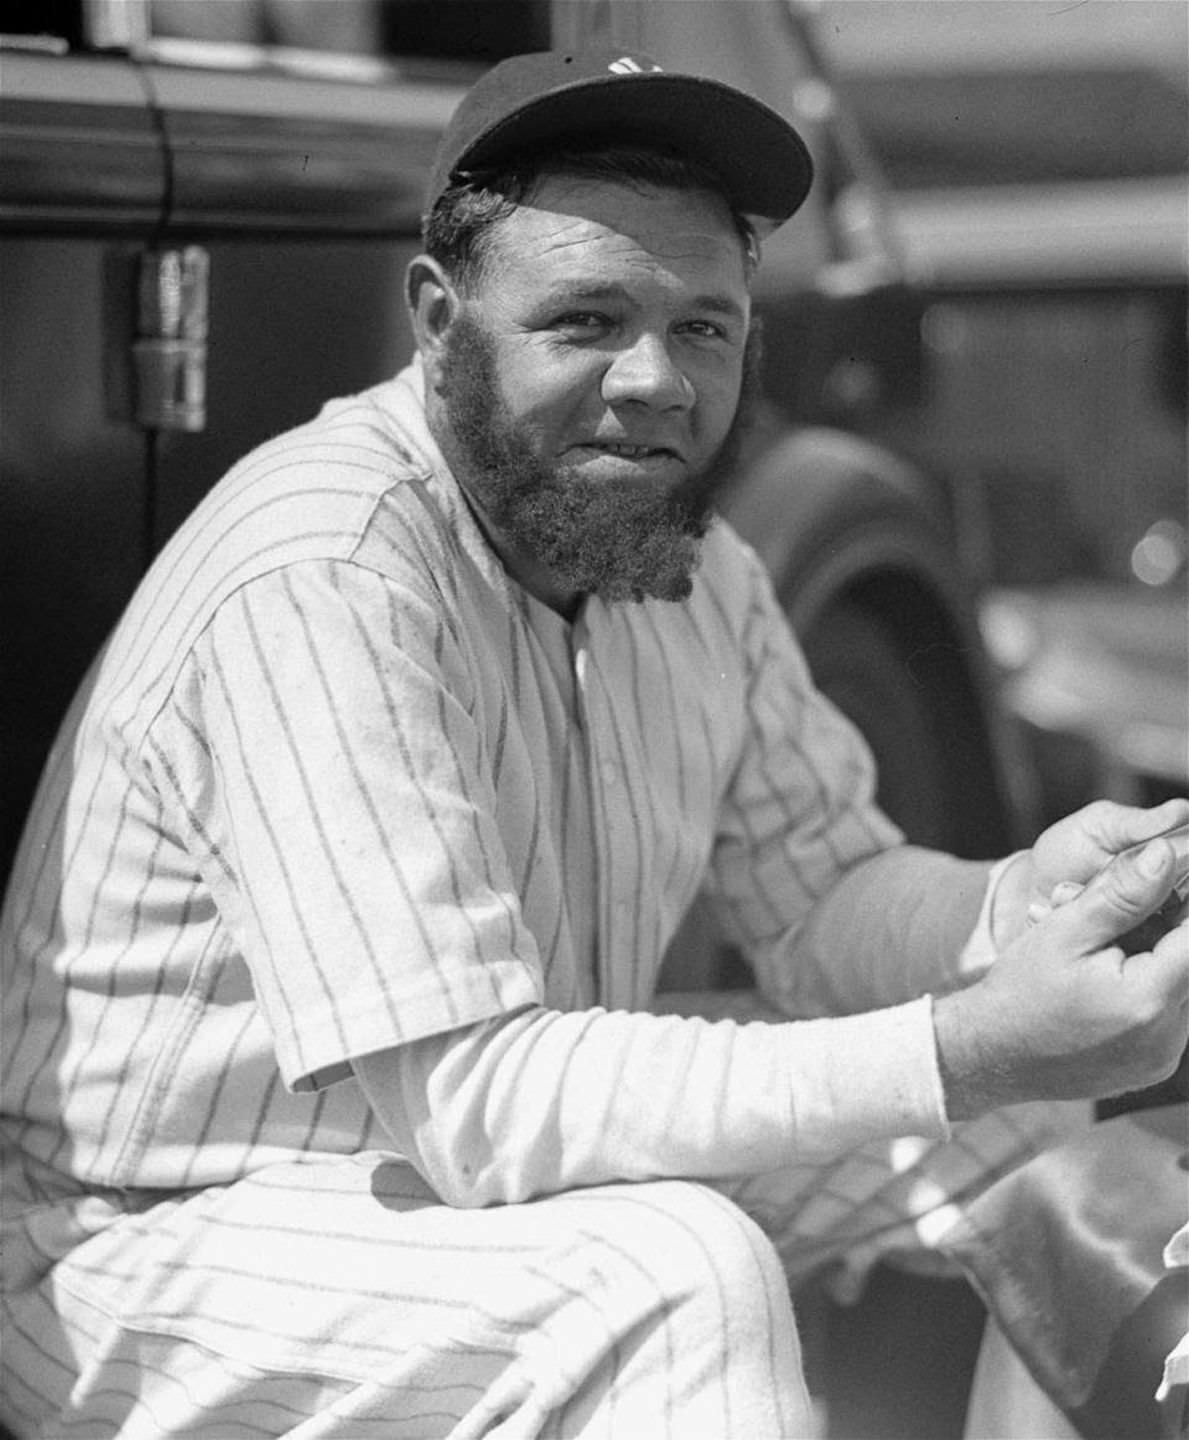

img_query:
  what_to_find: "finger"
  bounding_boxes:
[1043,837,1179,953]
[1151,915,1186,961]
[1143,923,1189,1008]
[1152,909,1189,966]
[1079,798,1189,854]
[1027,882,1086,927]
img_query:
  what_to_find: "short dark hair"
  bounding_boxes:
[423,137,760,291]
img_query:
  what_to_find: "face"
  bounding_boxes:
[421,175,755,608]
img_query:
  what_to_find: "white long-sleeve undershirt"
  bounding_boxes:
[353,995,947,1208]
[352,849,1021,1209]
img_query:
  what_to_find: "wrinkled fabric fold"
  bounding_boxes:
[939,1105,1189,1435]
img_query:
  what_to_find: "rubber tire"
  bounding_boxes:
[800,599,955,850]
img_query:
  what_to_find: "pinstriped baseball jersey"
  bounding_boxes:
[1,358,906,1211]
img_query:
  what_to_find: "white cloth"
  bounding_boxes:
[1158,1220,1189,1404]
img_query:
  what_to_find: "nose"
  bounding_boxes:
[601,333,695,411]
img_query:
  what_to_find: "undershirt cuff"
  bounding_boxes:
[955,851,1025,980]
[790,994,952,1153]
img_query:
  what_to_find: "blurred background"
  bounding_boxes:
[822,0,1188,831]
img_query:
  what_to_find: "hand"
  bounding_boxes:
[1029,820,1189,950]
[935,833,1189,1118]
[991,797,1189,947]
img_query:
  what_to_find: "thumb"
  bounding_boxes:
[1045,837,1178,954]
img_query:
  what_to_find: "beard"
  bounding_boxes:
[436,315,760,605]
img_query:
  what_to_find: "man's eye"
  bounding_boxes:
[682,319,729,341]
[553,312,608,332]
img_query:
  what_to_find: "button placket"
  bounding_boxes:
[573,637,625,1006]
[581,631,656,1011]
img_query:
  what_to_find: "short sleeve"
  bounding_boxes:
[147,557,544,1090]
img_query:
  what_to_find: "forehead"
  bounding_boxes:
[477,175,751,302]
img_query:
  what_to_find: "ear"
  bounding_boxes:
[406,255,460,378]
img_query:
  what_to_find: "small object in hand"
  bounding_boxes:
[1115,821,1189,955]
[1028,822,1189,954]
[1120,887,1188,956]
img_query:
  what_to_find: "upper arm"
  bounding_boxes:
[148,558,543,1090]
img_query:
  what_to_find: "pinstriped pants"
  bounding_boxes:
[1,1102,1088,1439]
[3,1156,811,1439]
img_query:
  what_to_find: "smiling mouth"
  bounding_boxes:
[576,441,680,461]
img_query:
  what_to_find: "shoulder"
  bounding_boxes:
[94,372,455,739]
[687,518,788,644]
[203,381,432,557]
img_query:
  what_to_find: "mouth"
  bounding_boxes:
[567,439,684,467]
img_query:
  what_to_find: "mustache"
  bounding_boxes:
[437,314,764,603]
[443,316,764,507]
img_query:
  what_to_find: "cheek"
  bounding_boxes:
[692,363,744,438]
[501,346,606,433]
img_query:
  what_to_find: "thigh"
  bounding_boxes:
[4,1154,808,1439]
[7,1154,501,1437]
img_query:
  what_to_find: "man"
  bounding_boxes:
[2,47,1186,1439]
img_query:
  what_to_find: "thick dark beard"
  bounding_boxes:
[437,316,760,605]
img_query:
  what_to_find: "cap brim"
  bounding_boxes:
[453,71,813,226]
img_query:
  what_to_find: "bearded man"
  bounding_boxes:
[3,48,1186,1439]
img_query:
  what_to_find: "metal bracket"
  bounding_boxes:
[122,246,209,432]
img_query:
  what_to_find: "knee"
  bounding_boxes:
[572,1180,791,1334]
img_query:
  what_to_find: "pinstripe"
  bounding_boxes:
[638,607,695,906]
[366,495,461,622]
[204,628,344,1073]
[105,436,406,698]
[147,722,239,885]
[2,363,907,1436]
[54,1361,323,1438]
[108,928,238,1187]
[376,569,524,992]
[111,520,368,736]
[1,1108,1073,1438]
[429,676,524,974]
[266,567,442,1020]
[42,815,167,1174]
[189,1211,541,1259]
[490,672,511,787]
[753,622,834,831]
[4,1301,78,1385]
[591,651,652,1002]
[60,1251,545,1330]
[506,610,548,910]
[523,1266,631,1438]
[549,728,578,992]
[564,1187,737,1436]
[174,1005,261,1189]
[688,558,739,661]
[1,1341,70,1433]
[241,1057,284,1155]
[7,745,132,1117]
[402,491,467,609]
[696,1183,803,1426]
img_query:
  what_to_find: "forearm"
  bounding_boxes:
[354,999,948,1207]
[754,846,995,1018]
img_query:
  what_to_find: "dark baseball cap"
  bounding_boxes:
[425,46,815,228]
